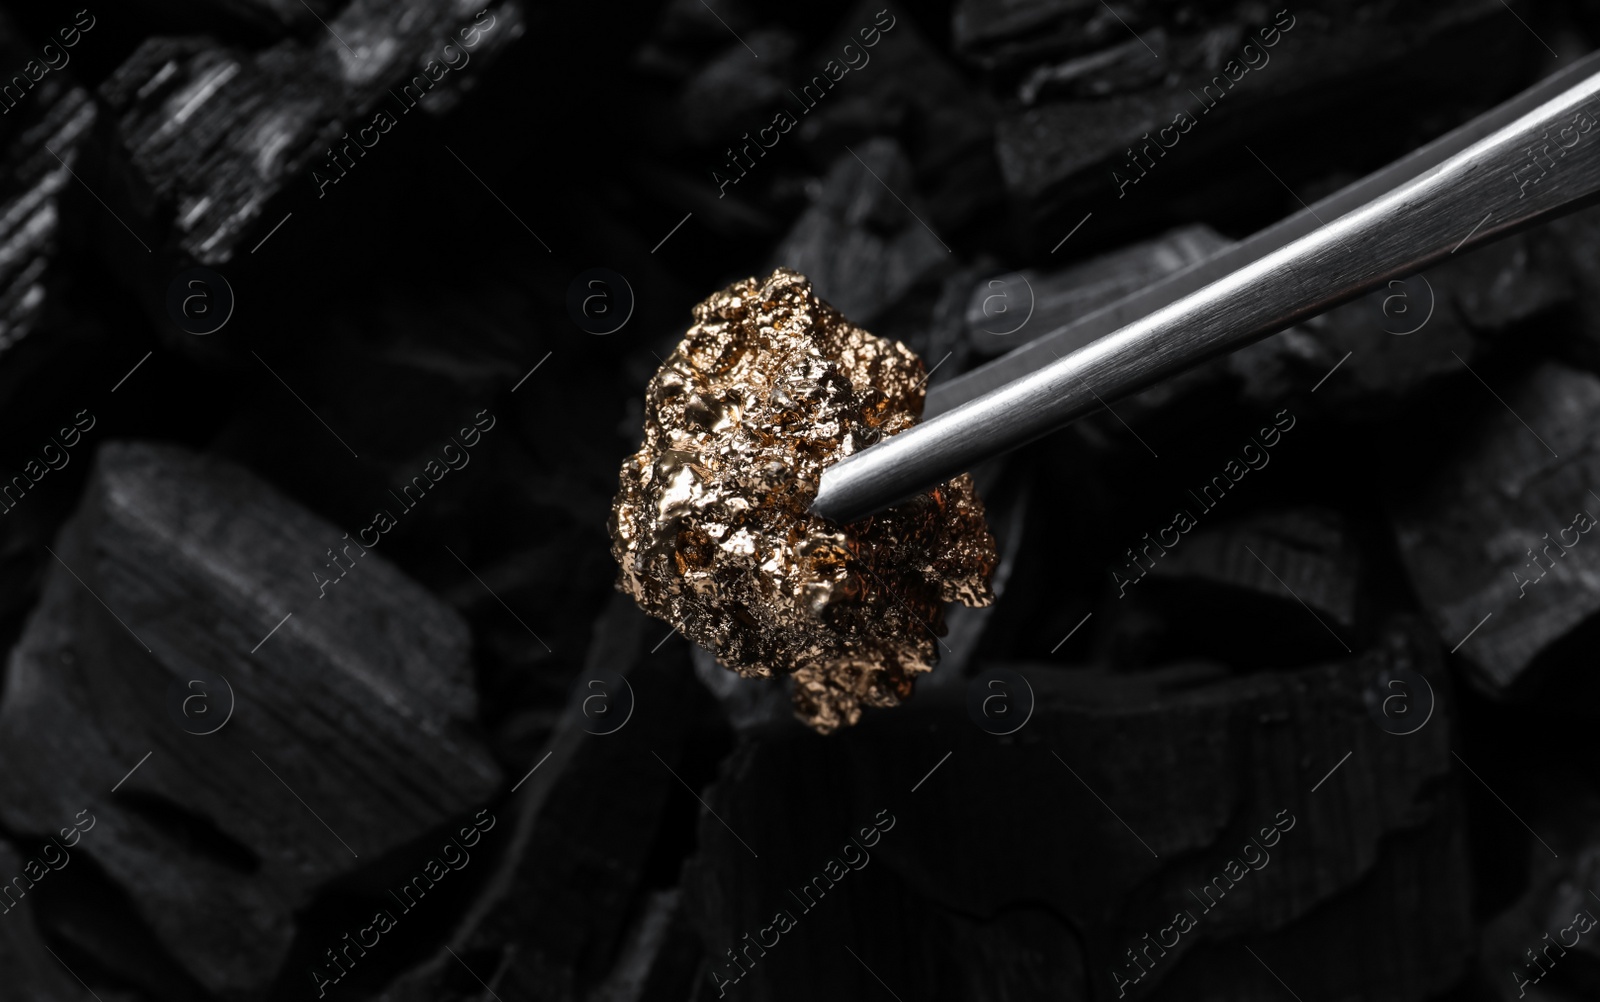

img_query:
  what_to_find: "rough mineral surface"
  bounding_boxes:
[609,268,996,733]
[0,441,502,998]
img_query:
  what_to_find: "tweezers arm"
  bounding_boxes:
[813,68,1600,524]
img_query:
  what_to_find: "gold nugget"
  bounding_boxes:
[609,269,996,733]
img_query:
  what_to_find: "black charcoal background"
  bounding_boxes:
[0,0,1597,1000]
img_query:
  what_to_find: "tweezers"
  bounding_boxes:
[811,50,1600,523]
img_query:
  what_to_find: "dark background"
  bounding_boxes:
[0,0,1598,1000]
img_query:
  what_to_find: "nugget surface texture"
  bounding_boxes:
[609,269,995,732]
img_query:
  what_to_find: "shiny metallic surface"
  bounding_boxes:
[926,49,1600,418]
[609,268,996,733]
[813,64,1600,524]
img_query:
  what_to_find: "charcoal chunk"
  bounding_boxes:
[123,0,340,37]
[0,441,500,999]
[1391,361,1600,695]
[0,82,105,634]
[992,2,1523,210]
[1146,507,1360,624]
[964,224,1228,357]
[797,2,1001,232]
[769,137,950,325]
[1152,793,1471,1002]
[0,86,96,364]
[377,593,721,1002]
[677,29,801,145]
[954,0,1143,70]
[1115,506,1368,667]
[1547,202,1600,368]
[588,889,704,1002]
[0,841,129,1002]
[1018,32,1169,104]
[1230,229,1573,415]
[1478,792,1600,1001]
[681,624,1466,1001]
[95,0,524,271]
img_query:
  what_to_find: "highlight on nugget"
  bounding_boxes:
[608,268,996,733]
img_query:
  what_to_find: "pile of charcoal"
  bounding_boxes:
[1,0,1598,1000]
